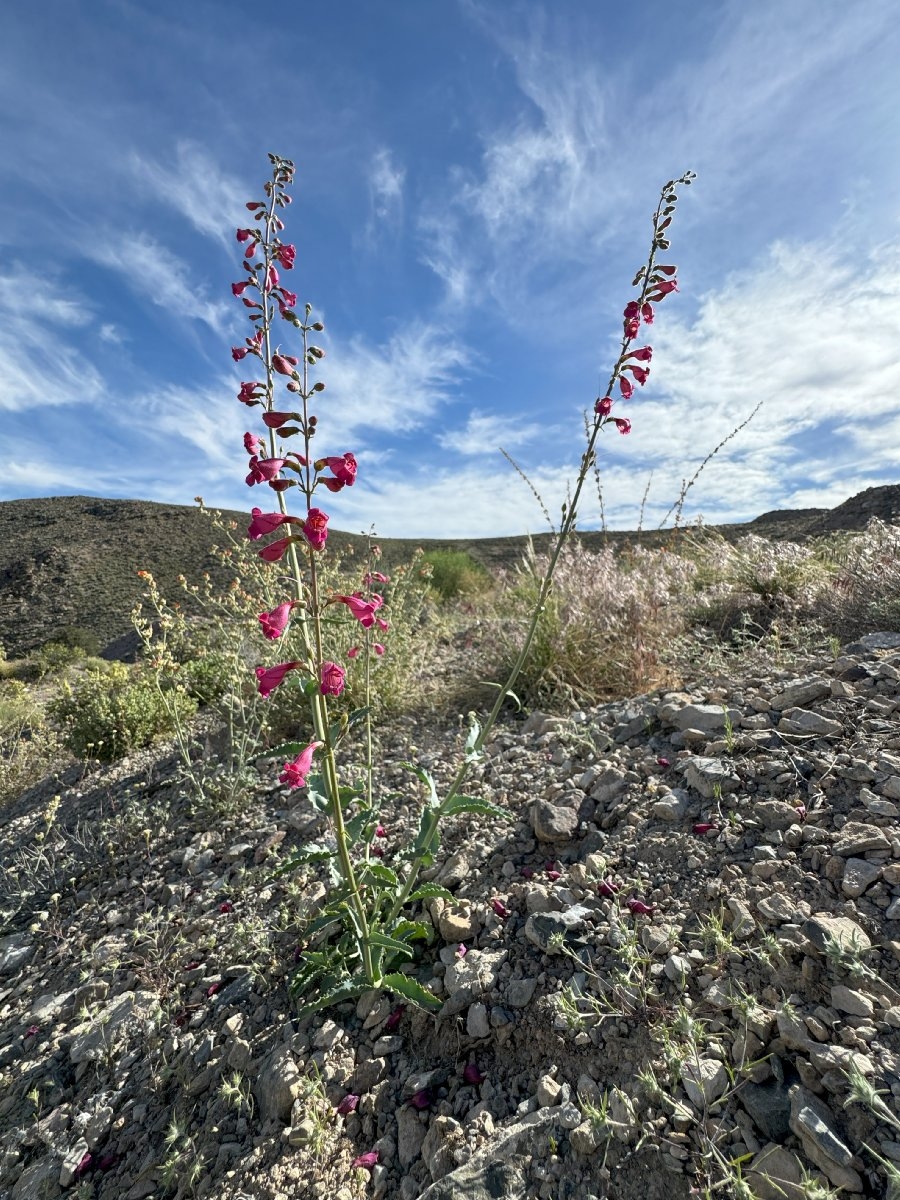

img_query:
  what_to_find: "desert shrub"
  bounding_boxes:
[49,662,196,762]
[679,530,835,640]
[34,640,85,677]
[421,549,492,602]
[809,519,900,638]
[0,680,66,805]
[57,625,102,656]
[488,538,697,709]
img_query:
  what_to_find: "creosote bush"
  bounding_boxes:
[421,549,492,602]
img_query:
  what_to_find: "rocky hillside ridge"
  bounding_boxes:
[1,485,899,660]
[2,631,900,1198]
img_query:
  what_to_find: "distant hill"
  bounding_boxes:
[1,486,899,660]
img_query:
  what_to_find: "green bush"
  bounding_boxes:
[49,663,197,762]
[421,549,492,602]
[34,641,84,676]
[0,680,64,806]
[57,625,102,656]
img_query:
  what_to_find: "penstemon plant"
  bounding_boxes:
[232,153,694,1017]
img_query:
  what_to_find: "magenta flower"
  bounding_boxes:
[248,507,297,540]
[265,265,279,291]
[347,646,360,659]
[351,1151,379,1172]
[648,279,678,299]
[238,381,263,405]
[613,417,632,435]
[365,571,390,584]
[334,592,384,627]
[279,740,320,789]
[278,290,297,314]
[693,822,718,835]
[623,301,640,321]
[232,280,253,297]
[302,508,329,551]
[656,756,671,768]
[384,1005,406,1033]
[456,942,467,957]
[624,318,640,339]
[598,879,620,898]
[546,862,562,882]
[236,227,253,243]
[277,244,296,269]
[320,661,346,696]
[259,601,295,639]
[641,301,654,324]
[626,346,653,362]
[24,1024,40,1039]
[73,1152,92,1181]
[218,901,234,914]
[410,1088,432,1110]
[272,353,299,376]
[336,1093,359,1116]
[623,364,649,385]
[373,643,386,656]
[375,825,387,837]
[491,898,511,919]
[207,982,222,997]
[232,347,249,361]
[262,411,297,429]
[255,660,302,697]
[619,376,634,400]
[258,537,294,563]
[463,1062,485,1085]
[371,843,385,858]
[627,898,655,916]
[323,453,358,487]
[594,396,613,416]
[246,456,286,486]
[244,431,264,455]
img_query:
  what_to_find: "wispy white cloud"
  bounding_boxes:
[99,323,126,344]
[369,148,405,224]
[129,142,247,247]
[324,323,471,438]
[438,411,545,456]
[91,233,230,330]
[0,267,104,412]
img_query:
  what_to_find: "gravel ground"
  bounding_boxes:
[2,631,900,1200]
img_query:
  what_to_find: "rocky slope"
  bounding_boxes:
[2,629,900,1199]
[2,485,899,661]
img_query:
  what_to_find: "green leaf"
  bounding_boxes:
[406,883,455,904]
[301,910,345,941]
[303,677,321,697]
[266,740,308,759]
[338,784,362,808]
[399,761,439,808]
[295,971,372,1019]
[306,773,330,813]
[442,796,514,822]
[347,706,371,729]
[365,932,414,960]
[382,973,441,1011]
[271,843,336,877]
[390,920,431,943]
[360,863,400,889]
[344,810,376,847]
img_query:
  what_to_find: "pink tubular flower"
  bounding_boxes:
[255,661,302,697]
[594,396,613,417]
[277,244,296,269]
[322,453,358,487]
[641,302,655,324]
[347,646,361,659]
[236,228,253,243]
[334,592,384,628]
[619,376,634,400]
[649,279,678,298]
[262,410,297,429]
[246,456,286,486]
[248,507,297,540]
[626,346,653,362]
[375,825,387,837]
[373,643,386,656]
[336,1093,359,1116]
[384,1005,406,1032]
[302,508,329,550]
[232,346,249,361]
[623,364,649,385]
[613,417,632,435]
[352,1151,379,1172]
[627,898,655,916]
[265,265,279,291]
[491,899,511,919]
[623,301,640,321]
[244,431,264,455]
[259,601,295,639]
[258,537,294,563]
[598,879,620,898]
[238,382,263,405]
[232,280,253,297]
[410,1088,432,1110]
[272,354,300,376]
[693,822,718,835]
[279,740,320,789]
[463,1062,485,1085]
[624,317,640,339]
[319,661,346,696]
[365,571,390,584]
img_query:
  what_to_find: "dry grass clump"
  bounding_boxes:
[486,538,698,709]
[810,518,900,639]
[0,678,65,806]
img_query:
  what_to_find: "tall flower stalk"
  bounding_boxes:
[232,154,695,1016]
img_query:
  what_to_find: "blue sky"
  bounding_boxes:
[2,0,899,537]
